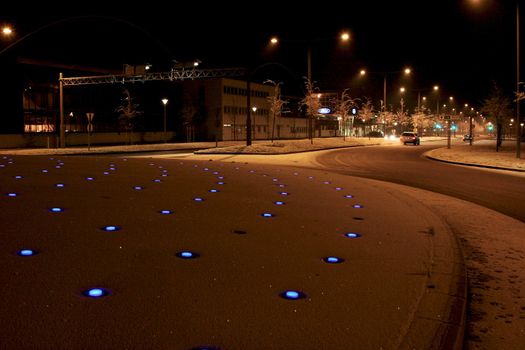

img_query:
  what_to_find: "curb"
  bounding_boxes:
[193,143,382,155]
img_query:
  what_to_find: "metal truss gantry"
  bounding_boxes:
[60,67,247,86]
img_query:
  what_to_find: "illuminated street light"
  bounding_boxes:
[358,66,412,113]
[2,26,13,36]
[340,32,350,41]
[161,98,168,143]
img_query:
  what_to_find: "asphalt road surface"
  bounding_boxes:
[312,141,525,223]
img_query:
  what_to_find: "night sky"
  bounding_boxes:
[1,0,520,110]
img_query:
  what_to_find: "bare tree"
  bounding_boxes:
[300,78,320,144]
[411,112,433,135]
[334,89,359,140]
[116,88,142,144]
[481,82,513,151]
[357,98,375,137]
[264,80,287,142]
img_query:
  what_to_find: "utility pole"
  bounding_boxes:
[59,72,65,148]
[516,1,521,158]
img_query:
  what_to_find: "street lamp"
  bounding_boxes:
[161,98,168,143]
[359,67,411,113]
[269,31,350,83]
[433,85,440,116]
[2,26,13,36]
[468,0,520,156]
[270,32,350,143]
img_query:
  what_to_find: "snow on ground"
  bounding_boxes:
[2,137,523,172]
[194,137,391,154]
[426,140,525,171]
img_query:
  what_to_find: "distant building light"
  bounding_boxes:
[318,108,332,114]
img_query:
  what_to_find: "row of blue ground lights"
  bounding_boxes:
[6,159,364,306]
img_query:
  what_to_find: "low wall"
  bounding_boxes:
[0,132,177,149]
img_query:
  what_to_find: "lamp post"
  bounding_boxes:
[516,1,521,158]
[468,1,520,156]
[161,98,168,143]
[359,67,411,113]
[270,32,350,142]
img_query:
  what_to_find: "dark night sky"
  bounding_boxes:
[1,0,520,110]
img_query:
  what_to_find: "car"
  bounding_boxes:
[463,134,474,142]
[400,131,420,145]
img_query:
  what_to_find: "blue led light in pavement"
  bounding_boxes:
[217,176,224,179]
[134,186,143,190]
[344,232,361,238]
[279,192,289,196]
[335,187,343,191]
[83,288,109,298]
[109,167,116,171]
[86,177,94,181]
[15,175,23,179]
[162,169,168,173]
[153,179,161,183]
[323,256,344,263]
[274,201,285,205]
[344,194,353,198]
[103,172,109,175]
[293,172,299,175]
[280,290,305,300]
[212,171,219,175]
[261,213,275,217]
[102,225,120,232]
[55,165,61,169]
[42,169,48,173]
[0,165,4,168]
[50,207,63,213]
[203,168,209,171]
[324,181,331,184]
[209,189,219,193]
[7,193,17,197]
[55,183,65,188]
[308,176,314,179]
[272,178,278,182]
[159,210,172,214]
[162,174,168,177]
[353,204,363,208]
[217,181,225,185]
[194,197,204,202]
[278,184,286,188]
[18,249,36,256]
[176,251,200,259]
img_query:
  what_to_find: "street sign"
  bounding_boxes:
[86,112,95,123]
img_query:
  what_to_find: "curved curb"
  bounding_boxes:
[425,153,525,173]
[193,143,382,155]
